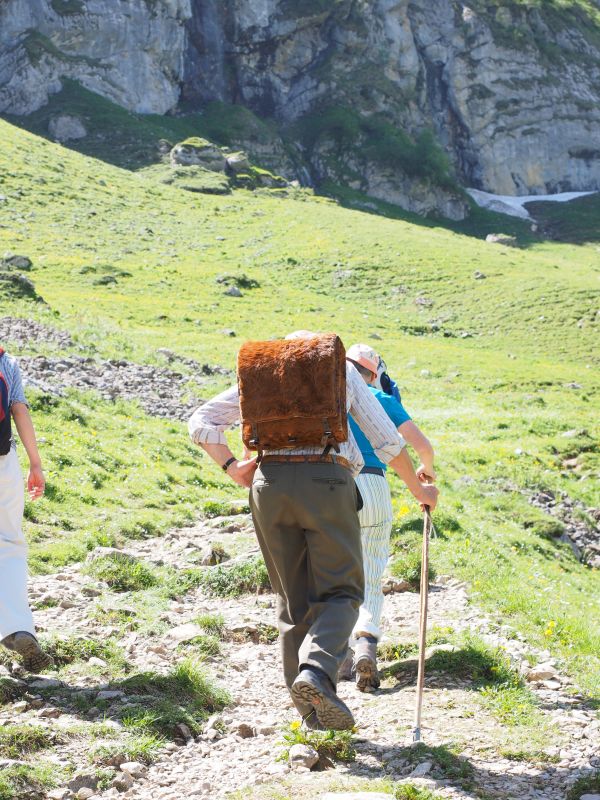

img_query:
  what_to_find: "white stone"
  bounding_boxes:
[48,114,87,142]
[120,761,147,778]
[409,760,433,777]
[167,623,204,644]
[525,664,558,682]
[288,743,319,770]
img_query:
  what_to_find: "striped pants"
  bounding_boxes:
[352,472,393,641]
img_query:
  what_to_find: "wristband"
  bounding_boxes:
[222,456,237,472]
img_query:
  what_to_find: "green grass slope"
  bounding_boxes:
[0,119,598,697]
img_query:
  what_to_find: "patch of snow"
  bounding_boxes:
[467,188,597,220]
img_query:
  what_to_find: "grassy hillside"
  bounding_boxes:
[0,117,598,705]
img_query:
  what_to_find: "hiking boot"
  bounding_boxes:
[291,667,355,731]
[338,647,354,682]
[1,632,53,673]
[354,636,380,692]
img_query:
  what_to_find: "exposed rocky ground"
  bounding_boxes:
[1,506,598,800]
[1,316,231,422]
[530,490,600,570]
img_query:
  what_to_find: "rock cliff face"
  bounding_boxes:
[0,0,191,115]
[1,0,599,211]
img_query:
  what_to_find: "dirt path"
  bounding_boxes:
[2,508,598,800]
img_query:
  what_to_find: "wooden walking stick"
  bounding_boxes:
[412,505,432,743]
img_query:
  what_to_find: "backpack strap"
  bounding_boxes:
[321,419,340,455]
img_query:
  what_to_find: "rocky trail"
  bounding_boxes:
[1,315,598,800]
[1,505,598,800]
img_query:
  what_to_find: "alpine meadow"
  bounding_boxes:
[0,5,599,795]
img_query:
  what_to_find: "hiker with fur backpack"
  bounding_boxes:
[188,331,438,731]
[0,348,52,672]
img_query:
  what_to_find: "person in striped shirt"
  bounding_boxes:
[343,343,436,692]
[0,349,51,672]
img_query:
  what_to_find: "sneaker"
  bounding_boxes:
[338,647,354,682]
[291,667,355,731]
[1,632,53,673]
[354,636,380,692]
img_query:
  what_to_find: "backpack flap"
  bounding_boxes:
[237,334,347,452]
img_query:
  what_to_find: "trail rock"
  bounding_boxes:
[170,139,226,171]
[168,623,204,644]
[1,254,32,270]
[526,663,558,681]
[288,743,319,770]
[49,114,87,141]
[120,762,147,778]
[486,233,518,247]
[409,760,433,777]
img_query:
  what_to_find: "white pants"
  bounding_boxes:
[0,448,34,640]
[352,472,393,642]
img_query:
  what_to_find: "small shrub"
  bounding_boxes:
[186,634,221,657]
[84,556,158,592]
[0,764,58,800]
[203,499,249,518]
[395,785,444,800]
[389,547,436,590]
[195,612,226,638]
[278,720,356,764]
[566,771,600,800]
[42,635,126,669]
[200,556,271,597]
[92,730,164,766]
[115,660,230,738]
[0,724,56,758]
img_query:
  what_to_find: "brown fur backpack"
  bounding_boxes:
[237,333,347,454]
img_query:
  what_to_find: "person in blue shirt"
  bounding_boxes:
[342,343,436,692]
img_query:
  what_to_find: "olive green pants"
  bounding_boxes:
[250,461,364,690]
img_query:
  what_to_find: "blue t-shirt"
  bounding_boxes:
[349,386,411,470]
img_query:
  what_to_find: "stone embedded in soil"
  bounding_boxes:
[120,762,147,778]
[289,743,319,770]
[526,663,558,681]
[167,622,205,644]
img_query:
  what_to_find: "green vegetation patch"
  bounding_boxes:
[0,724,56,758]
[198,556,271,597]
[114,660,230,738]
[526,193,600,243]
[279,721,356,764]
[50,0,85,14]
[84,555,159,592]
[292,107,458,190]
[395,785,445,800]
[43,635,127,669]
[389,524,437,589]
[0,763,59,800]
[566,771,600,800]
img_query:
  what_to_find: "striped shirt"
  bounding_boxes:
[188,362,406,477]
[0,351,28,451]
